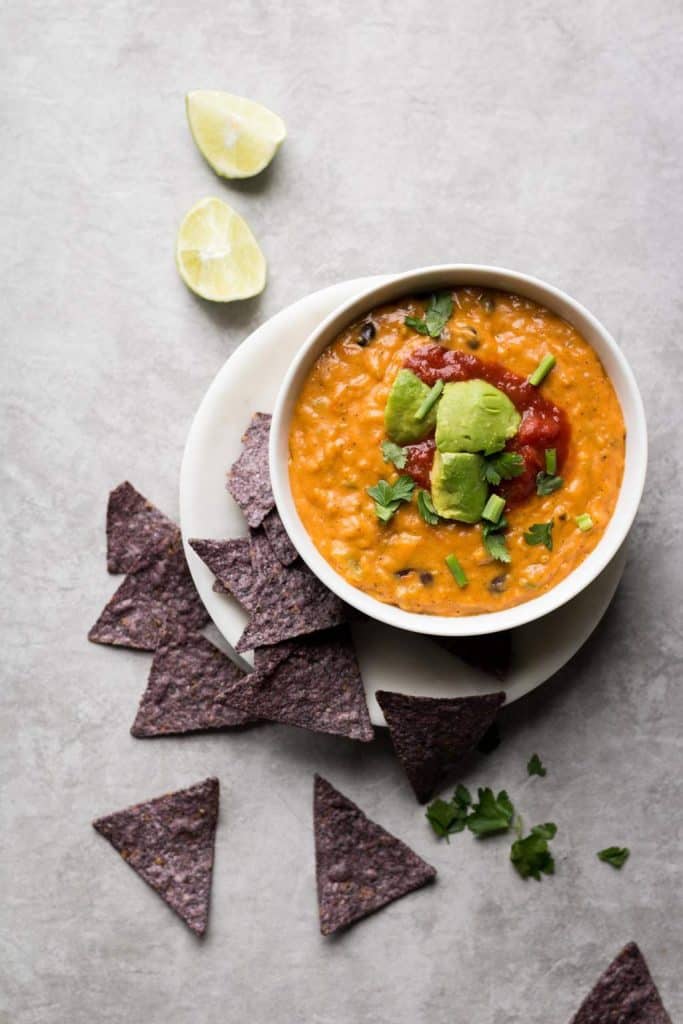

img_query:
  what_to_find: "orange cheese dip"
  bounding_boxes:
[289,288,625,616]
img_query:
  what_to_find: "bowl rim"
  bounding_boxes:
[269,264,647,637]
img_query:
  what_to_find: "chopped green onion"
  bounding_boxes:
[482,494,506,524]
[528,354,556,386]
[445,553,468,588]
[545,448,557,474]
[415,379,444,420]
[575,513,594,532]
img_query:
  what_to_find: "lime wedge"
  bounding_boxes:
[176,197,266,302]
[186,91,286,179]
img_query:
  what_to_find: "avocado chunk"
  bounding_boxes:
[430,451,488,523]
[435,379,520,455]
[384,369,438,445]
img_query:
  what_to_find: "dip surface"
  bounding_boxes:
[288,288,625,616]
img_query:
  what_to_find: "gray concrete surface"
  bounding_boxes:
[2,2,682,1022]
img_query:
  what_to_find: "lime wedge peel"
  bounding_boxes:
[186,91,286,179]
[176,197,266,303]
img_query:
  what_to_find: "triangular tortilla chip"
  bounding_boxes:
[131,631,258,737]
[93,777,219,936]
[313,775,436,935]
[189,537,261,612]
[235,562,347,652]
[376,690,506,803]
[569,942,672,1024]
[226,412,274,528]
[224,627,372,741]
[106,481,179,574]
[89,538,209,651]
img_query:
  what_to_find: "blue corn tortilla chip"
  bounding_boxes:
[375,690,506,803]
[106,481,179,574]
[191,528,293,609]
[252,638,297,676]
[235,561,347,652]
[262,508,298,566]
[569,942,672,1023]
[93,777,219,936]
[88,537,209,651]
[433,631,512,679]
[221,627,372,741]
[131,631,258,737]
[189,537,261,612]
[313,775,436,935]
[227,412,275,528]
[248,525,282,577]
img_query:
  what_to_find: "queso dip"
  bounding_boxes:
[288,288,625,616]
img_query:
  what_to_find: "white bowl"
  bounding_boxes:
[269,265,647,637]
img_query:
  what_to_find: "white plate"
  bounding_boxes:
[180,278,626,726]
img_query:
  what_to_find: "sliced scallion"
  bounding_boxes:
[482,494,506,524]
[528,354,556,386]
[545,448,557,474]
[415,379,444,420]
[445,553,468,588]
[575,513,594,532]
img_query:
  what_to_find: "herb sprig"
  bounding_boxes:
[367,476,414,523]
[597,846,630,869]
[467,788,515,837]
[425,784,472,841]
[527,753,546,777]
[405,292,454,339]
[381,440,407,469]
[483,517,510,563]
[426,784,559,883]
[524,520,554,551]
[484,451,525,486]
[536,471,563,496]
[510,824,557,880]
[417,489,439,525]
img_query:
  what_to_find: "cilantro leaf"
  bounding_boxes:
[404,316,430,335]
[482,516,511,563]
[527,753,546,777]
[510,825,557,880]
[425,293,454,337]
[454,784,472,808]
[484,451,525,486]
[597,846,630,869]
[531,822,557,840]
[466,787,515,837]
[381,440,407,469]
[483,525,510,563]
[425,785,472,841]
[404,292,453,339]
[367,476,414,523]
[417,489,439,525]
[536,471,563,496]
[524,520,553,551]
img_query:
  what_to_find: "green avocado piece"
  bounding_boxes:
[430,451,488,523]
[384,369,438,445]
[435,379,521,455]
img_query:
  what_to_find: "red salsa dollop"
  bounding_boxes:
[402,344,570,505]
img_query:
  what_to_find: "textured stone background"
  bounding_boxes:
[1,2,681,1022]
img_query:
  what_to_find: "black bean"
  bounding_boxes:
[488,574,507,593]
[420,572,434,585]
[395,568,413,577]
[467,338,480,350]
[358,321,376,346]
